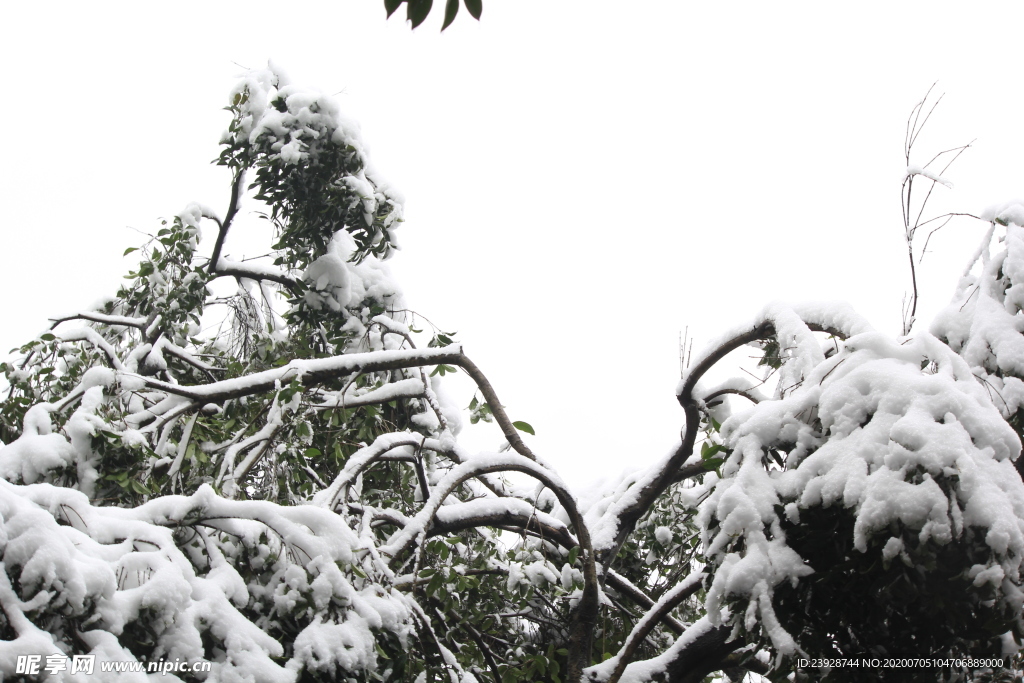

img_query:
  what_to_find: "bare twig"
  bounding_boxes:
[900,85,975,335]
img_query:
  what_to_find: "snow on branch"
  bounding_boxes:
[905,164,954,189]
[127,346,463,403]
[215,256,299,290]
[585,571,706,683]
[48,311,148,330]
[430,497,575,548]
[55,327,125,370]
[312,376,426,410]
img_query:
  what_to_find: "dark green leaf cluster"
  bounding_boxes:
[384,0,482,30]
[768,502,1019,683]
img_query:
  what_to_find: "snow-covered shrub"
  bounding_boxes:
[700,323,1024,678]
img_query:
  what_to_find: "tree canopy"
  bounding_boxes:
[1,67,1023,683]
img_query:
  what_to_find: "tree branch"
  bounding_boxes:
[49,311,147,330]
[702,387,762,405]
[208,169,246,275]
[128,346,465,403]
[596,572,706,683]
[129,346,541,470]
[380,454,600,682]
[214,258,299,290]
[455,353,540,462]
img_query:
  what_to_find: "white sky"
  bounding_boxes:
[2,2,1023,487]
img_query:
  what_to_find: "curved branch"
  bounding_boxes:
[208,169,246,275]
[49,311,147,330]
[57,328,125,370]
[344,501,409,525]
[230,420,287,488]
[702,387,762,405]
[381,454,600,682]
[455,354,539,463]
[319,434,438,510]
[605,569,685,636]
[599,618,739,683]
[426,499,576,550]
[677,321,775,401]
[595,572,706,683]
[598,309,862,569]
[418,503,694,649]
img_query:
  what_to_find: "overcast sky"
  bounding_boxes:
[3,2,1023,486]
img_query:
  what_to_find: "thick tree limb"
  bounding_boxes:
[605,569,685,636]
[426,499,576,549]
[593,572,706,683]
[380,454,600,682]
[207,170,246,275]
[601,312,861,568]
[663,623,741,683]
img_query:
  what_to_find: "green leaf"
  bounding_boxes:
[701,456,725,471]
[441,0,458,30]
[407,0,432,28]
[429,364,456,377]
[39,333,55,342]
[305,447,322,457]
[567,546,579,565]
[512,420,535,435]
[464,0,482,19]
[123,247,138,256]
[701,443,723,460]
